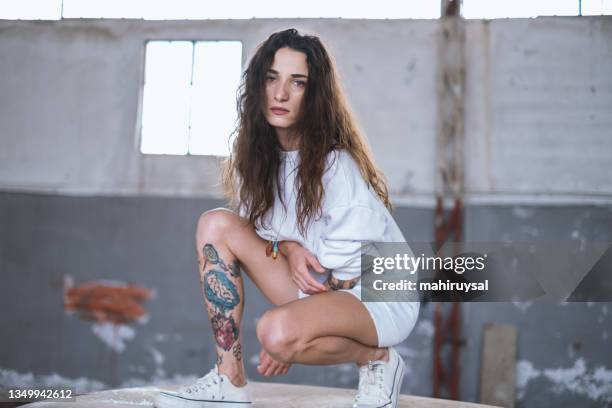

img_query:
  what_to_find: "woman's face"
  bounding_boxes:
[263,47,309,135]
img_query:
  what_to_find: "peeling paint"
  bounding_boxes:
[516,360,540,400]
[63,275,154,352]
[92,322,135,353]
[0,367,107,394]
[64,275,154,325]
[516,359,612,403]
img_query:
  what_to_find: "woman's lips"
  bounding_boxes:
[271,108,289,115]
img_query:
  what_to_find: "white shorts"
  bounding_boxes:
[298,269,420,348]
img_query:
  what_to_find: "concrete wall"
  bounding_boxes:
[1,18,610,203]
[0,17,611,408]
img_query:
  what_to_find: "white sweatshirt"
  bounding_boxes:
[242,148,410,282]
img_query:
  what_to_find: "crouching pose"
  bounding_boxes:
[155,28,420,408]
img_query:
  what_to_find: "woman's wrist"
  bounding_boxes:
[278,241,300,257]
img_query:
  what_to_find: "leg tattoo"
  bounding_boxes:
[324,274,360,290]
[203,243,242,278]
[232,343,242,362]
[210,311,239,351]
[201,243,244,369]
[204,269,240,311]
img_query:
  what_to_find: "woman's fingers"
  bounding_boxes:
[267,361,290,376]
[293,268,321,294]
[307,254,327,273]
[264,364,275,376]
[257,352,271,375]
[272,365,285,376]
[292,274,311,294]
[258,349,291,377]
[302,268,328,292]
[298,273,325,294]
[297,262,327,292]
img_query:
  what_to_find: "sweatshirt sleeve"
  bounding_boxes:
[315,205,387,281]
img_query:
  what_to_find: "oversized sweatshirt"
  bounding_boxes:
[241,148,409,282]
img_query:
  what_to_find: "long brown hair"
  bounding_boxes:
[221,28,392,236]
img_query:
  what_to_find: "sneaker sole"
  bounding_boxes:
[154,391,253,408]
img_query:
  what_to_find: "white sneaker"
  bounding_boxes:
[352,346,406,408]
[154,364,253,408]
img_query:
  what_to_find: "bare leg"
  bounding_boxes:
[197,241,247,386]
[257,291,390,368]
[195,208,301,385]
[293,336,389,367]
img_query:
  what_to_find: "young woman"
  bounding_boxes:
[155,28,419,408]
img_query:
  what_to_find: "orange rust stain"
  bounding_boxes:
[64,280,153,325]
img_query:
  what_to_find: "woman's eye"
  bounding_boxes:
[294,80,306,87]
[266,76,276,81]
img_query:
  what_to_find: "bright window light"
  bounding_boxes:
[189,42,242,156]
[463,0,579,19]
[58,0,441,19]
[0,0,62,20]
[140,41,242,156]
[581,0,612,14]
[63,0,146,19]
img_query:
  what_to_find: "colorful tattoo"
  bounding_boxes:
[201,243,243,363]
[230,260,241,278]
[204,269,240,311]
[203,244,241,277]
[325,274,360,290]
[232,343,242,361]
[210,311,239,351]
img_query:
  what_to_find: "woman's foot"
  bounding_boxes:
[352,346,405,408]
[218,359,248,386]
[154,363,253,408]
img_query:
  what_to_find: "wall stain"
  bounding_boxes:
[63,275,153,325]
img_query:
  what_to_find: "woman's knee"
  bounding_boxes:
[195,208,235,246]
[256,309,299,362]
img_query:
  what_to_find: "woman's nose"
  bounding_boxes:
[273,82,289,102]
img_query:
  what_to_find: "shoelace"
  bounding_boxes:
[354,360,388,403]
[182,368,224,399]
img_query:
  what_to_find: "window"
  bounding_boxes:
[462,0,612,18]
[6,0,441,19]
[0,0,62,19]
[463,0,579,19]
[581,0,612,15]
[140,41,242,156]
[2,0,610,20]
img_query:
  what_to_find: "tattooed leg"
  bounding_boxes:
[199,242,246,386]
[324,274,360,290]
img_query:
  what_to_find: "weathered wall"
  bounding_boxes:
[0,17,611,407]
[1,18,610,203]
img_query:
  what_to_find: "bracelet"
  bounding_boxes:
[265,240,279,260]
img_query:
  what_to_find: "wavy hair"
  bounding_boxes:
[221,28,392,236]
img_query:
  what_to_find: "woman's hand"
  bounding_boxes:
[281,241,328,295]
[257,348,291,377]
